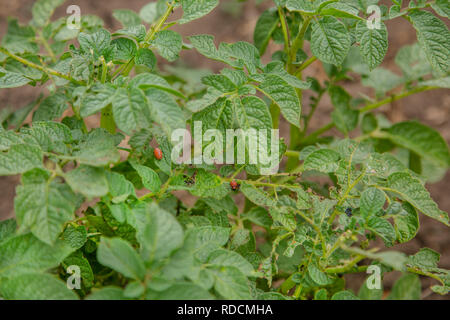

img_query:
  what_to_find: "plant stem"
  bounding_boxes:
[277,6,290,57]
[289,16,311,73]
[0,47,85,85]
[301,85,439,144]
[295,56,317,75]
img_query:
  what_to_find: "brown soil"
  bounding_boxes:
[0,0,449,299]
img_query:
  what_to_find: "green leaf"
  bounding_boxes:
[408,10,450,74]
[65,165,109,198]
[242,207,272,229]
[152,30,182,62]
[0,233,73,277]
[129,160,161,193]
[269,207,297,231]
[1,19,38,55]
[360,187,385,218]
[329,85,358,133]
[202,74,236,93]
[106,171,136,203]
[31,0,65,27]
[15,180,78,245]
[207,249,254,276]
[419,76,450,88]
[286,0,316,14]
[112,87,152,135]
[431,0,450,18]
[310,16,351,66]
[0,144,43,175]
[212,266,252,299]
[73,129,121,166]
[355,21,388,70]
[144,88,186,137]
[387,172,448,226]
[393,202,419,243]
[193,97,233,135]
[130,73,186,99]
[408,248,440,271]
[97,237,146,281]
[63,251,94,289]
[62,225,87,249]
[157,283,214,300]
[308,263,332,286]
[33,92,68,121]
[78,28,111,59]
[367,216,396,247]
[384,121,450,168]
[135,48,156,70]
[304,148,340,173]
[234,96,272,131]
[184,226,230,262]
[395,43,432,81]
[388,273,421,300]
[362,67,403,97]
[111,37,137,61]
[140,1,164,24]
[241,182,276,207]
[179,0,219,24]
[358,279,383,300]
[0,219,16,244]
[135,203,184,262]
[80,83,116,117]
[112,9,141,27]
[258,74,301,128]
[0,273,78,300]
[86,287,126,300]
[0,67,32,88]
[331,290,360,300]
[320,2,363,20]
[253,8,279,55]
[188,34,234,66]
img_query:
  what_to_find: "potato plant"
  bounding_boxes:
[0,0,449,300]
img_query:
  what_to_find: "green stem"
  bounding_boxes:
[301,85,439,144]
[0,47,85,85]
[277,6,290,57]
[295,56,317,75]
[289,16,311,73]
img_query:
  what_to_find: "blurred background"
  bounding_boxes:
[0,0,449,299]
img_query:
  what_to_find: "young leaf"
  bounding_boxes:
[152,30,182,62]
[64,165,109,198]
[112,87,152,135]
[240,182,276,207]
[112,9,141,27]
[97,237,146,281]
[355,21,388,70]
[258,74,301,128]
[383,121,450,169]
[253,8,279,55]
[0,144,43,175]
[310,16,351,66]
[14,180,78,245]
[0,273,78,300]
[393,202,419,243]
[408,10,450,74]
[179,0,219,24]
[129,160,161,193]
[135,203,184,263]
[0,233,73,277]
[360,187,385,218]
[304,149,340,173]
[212,266,252,300]
[367,216,396,247]
[31,0,65,27]
[386,172,449,226]
[388,273,421,300]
